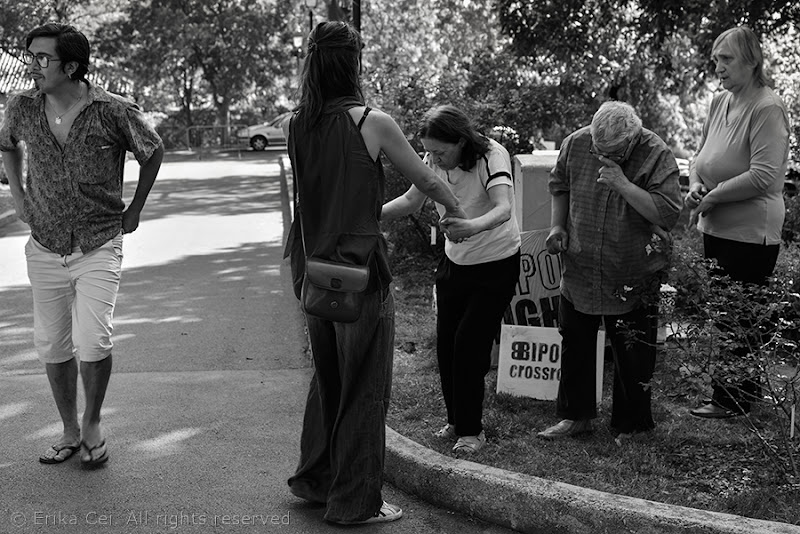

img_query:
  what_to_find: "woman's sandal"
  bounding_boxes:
[452,431,486,453]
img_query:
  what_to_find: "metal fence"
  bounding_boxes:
[158,124,247,151]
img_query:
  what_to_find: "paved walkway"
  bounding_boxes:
[0,149,514,534]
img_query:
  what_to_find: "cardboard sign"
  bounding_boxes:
[489,229,563,367]
[504,229,562,328]
[496,325,605,402]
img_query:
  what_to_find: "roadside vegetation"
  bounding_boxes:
[384,171,800,526]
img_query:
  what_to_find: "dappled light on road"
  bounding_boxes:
[0,402,29,421]
[132,428,204,458]
[122,212,283,271]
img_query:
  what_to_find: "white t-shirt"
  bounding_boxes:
[426,137,521,265]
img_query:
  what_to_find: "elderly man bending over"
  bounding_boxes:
[538,101,682,442]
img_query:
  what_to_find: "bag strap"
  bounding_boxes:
[288,115,310,261]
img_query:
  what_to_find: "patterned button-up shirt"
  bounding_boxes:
[549,126,682,315]
[0,82,162,255]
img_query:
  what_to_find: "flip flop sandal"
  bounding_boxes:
[39,443,80,464]
[80,440,109,467]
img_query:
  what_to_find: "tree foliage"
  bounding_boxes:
[0,0,91,53]
[94,0,295,135]
[360,0,530,148]
[496,0,799,154]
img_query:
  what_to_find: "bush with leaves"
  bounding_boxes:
[381,164,447,259]
[663,233,800,483]
[783,189,800,243]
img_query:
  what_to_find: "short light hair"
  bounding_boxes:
[590,101,642,149]
[712,26,769,87]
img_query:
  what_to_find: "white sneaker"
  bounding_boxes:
[452,430,486,453]
[335,501,403,525]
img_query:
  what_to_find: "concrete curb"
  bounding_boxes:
[384,427,800,534]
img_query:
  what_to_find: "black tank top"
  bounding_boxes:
[285,97,392,296]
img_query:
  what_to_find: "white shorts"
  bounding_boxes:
[25,233,123,364]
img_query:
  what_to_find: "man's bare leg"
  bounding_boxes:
[80,355,112,462]
[44,358,81,448]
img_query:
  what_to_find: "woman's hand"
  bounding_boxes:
[684,182,707,211]
[439,216,475,243]
[689,189,717,226]
[442,205,467,221]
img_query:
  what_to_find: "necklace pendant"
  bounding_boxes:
[55,116,62,125]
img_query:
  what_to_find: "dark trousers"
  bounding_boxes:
[703,234,779,413]
[556,296,658,434]
[435,250,520,437]
[288,288,395,523]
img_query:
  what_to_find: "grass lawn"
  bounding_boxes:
[385,252,800,527]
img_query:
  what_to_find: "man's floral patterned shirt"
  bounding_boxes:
[0,82,162,255]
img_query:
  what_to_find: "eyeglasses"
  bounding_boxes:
[21,51,62,68]
[590,137,633,163]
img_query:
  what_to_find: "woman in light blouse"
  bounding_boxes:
[686,26,790,419]
[382,105,521,453]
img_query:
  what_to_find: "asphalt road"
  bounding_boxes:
[0,147,515,534]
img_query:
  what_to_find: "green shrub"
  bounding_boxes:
[783,193,800,243]
[382,164,446,258]
[663,235,800,483]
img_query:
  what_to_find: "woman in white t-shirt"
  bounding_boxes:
[382,105,521,453]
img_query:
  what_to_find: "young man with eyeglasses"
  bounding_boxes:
[0,23,163,466]
[537,101,682,442]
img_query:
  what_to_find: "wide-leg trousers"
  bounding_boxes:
[288,288,394,523]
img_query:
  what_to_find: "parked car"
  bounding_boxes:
[237,112,291,150]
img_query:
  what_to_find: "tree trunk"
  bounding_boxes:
[182,68,193,128]
[217,97,231,146]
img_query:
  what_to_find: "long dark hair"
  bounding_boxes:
[418,105,490,171]
[26,23,90,81]
[296,21,363,129]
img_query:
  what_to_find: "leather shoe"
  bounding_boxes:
[689,403,741,419]
[537,419,592,439]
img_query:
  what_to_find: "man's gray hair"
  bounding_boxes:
[590,101,643,149]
